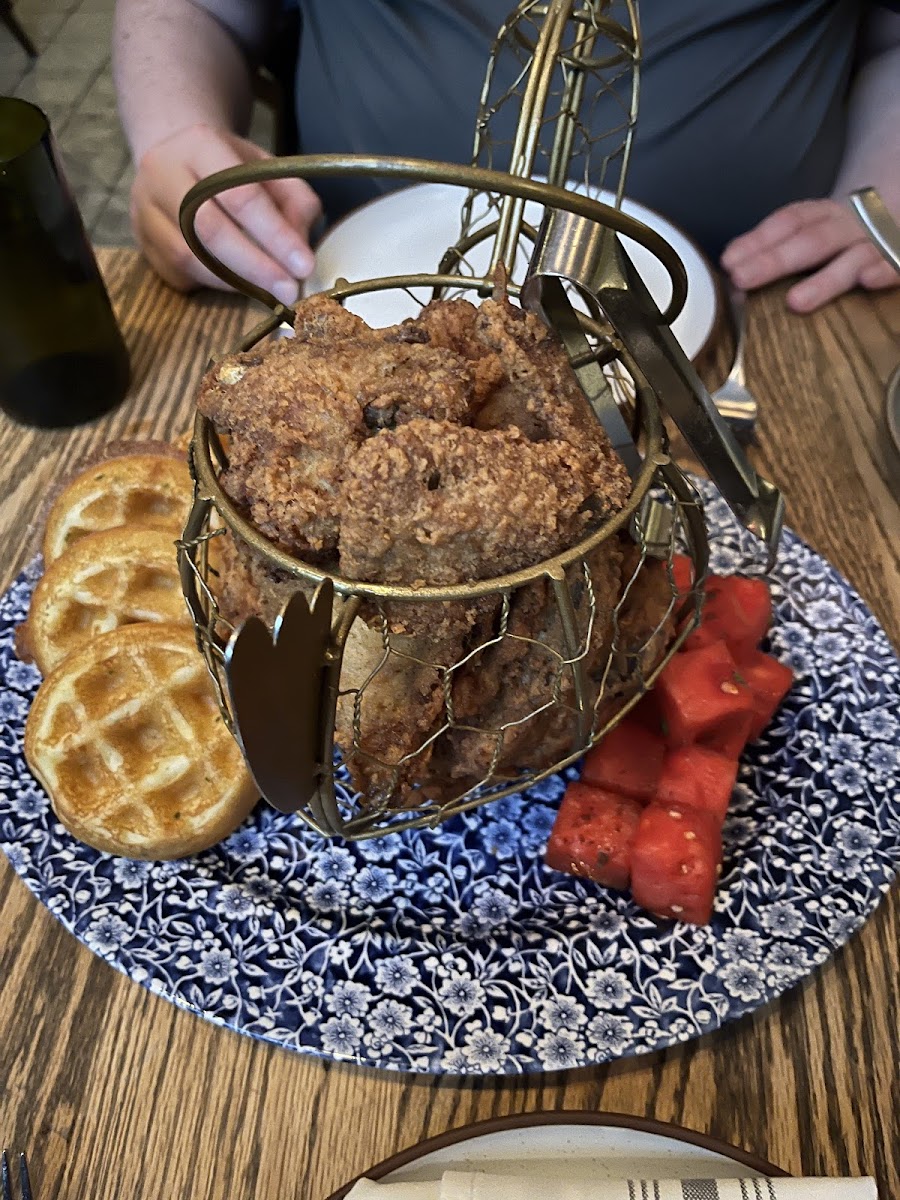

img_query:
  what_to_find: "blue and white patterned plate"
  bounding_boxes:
[1,481,898,1075]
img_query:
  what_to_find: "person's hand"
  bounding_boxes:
[720,197,899,313]
[130,123,322,304]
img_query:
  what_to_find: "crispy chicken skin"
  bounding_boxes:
[336,598,476,807]
[200,284,664,806]
[413,289,624,450]
[411,297,507,408]
[472,294,603,444]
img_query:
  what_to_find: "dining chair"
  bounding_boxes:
[0,0,37,58]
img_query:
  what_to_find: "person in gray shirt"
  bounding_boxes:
[113,0,899,313]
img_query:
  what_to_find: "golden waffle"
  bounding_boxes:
[24,623,258,859]
[25,527,190,674]
[43,453,191,563]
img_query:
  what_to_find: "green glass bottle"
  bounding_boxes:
[0,97,130,428]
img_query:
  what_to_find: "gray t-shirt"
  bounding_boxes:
[293,0,867,254]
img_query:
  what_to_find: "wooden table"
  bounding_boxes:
[0,248,897,1200]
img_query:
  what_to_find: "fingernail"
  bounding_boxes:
[787,287,813,313]
[272,279,299,307]
[288,250,312,278]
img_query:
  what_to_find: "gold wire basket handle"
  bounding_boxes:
[178,154,689,324]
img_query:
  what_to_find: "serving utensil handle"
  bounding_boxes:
[849,187,900,273]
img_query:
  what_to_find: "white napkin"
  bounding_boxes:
[346,1183,437,1199]
[345,1172,878,1199]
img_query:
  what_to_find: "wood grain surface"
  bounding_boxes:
[0,248,897,1200]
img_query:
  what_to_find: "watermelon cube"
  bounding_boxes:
[581,719,666,803]
[656,745,739,824]
[698,710,754,759]
[685,575,773,659]
[545,783,643,890]
[630,802,722,925]
[738,649,794,740]
[656,640,755,757]
[670,553,696,597]
[630,688,667,739]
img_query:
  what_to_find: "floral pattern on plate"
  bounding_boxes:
[1,482,898,1074]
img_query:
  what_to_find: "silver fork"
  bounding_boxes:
[710,283,758,440]
[1,1152,33,1200]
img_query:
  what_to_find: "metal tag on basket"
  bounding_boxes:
[177,0,783,840]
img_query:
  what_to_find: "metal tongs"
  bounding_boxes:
[522,208,785,567]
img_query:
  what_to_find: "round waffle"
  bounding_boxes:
[43,453,191,563]
[24,623,258,859]
[25,526,190,674]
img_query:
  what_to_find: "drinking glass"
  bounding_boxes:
[0,96,130,427]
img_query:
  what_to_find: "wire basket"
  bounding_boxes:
[176,0,779,839]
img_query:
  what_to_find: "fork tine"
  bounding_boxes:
[1,1151,11,1200]
[18,1156,32,1200]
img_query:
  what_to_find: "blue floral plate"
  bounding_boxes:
[1,482,898,1075]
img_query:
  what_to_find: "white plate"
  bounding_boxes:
[307,182,719,361]
[329,1113,782,1196]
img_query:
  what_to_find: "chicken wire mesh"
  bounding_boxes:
[175,0,719,837]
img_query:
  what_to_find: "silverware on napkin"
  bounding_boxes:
[344,1169,879,1199]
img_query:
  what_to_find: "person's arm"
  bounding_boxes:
[721,6,900,312]
[113,0,321,301]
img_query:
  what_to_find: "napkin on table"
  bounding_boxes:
[345,1172,878,1199]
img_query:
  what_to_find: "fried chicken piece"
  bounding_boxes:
[198,341,365,560]
[197,296,478,560]
[339,419,616,586]
[470,293,596,441]
[211,528,301,629]
[418,289,631,525]
[292,293,370,340]
[338,420,538,799]
[337,597,487,806]
[432,539,626,791]
[336,418,632,802]
[411,297,506,408]
[605,539,677,694]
